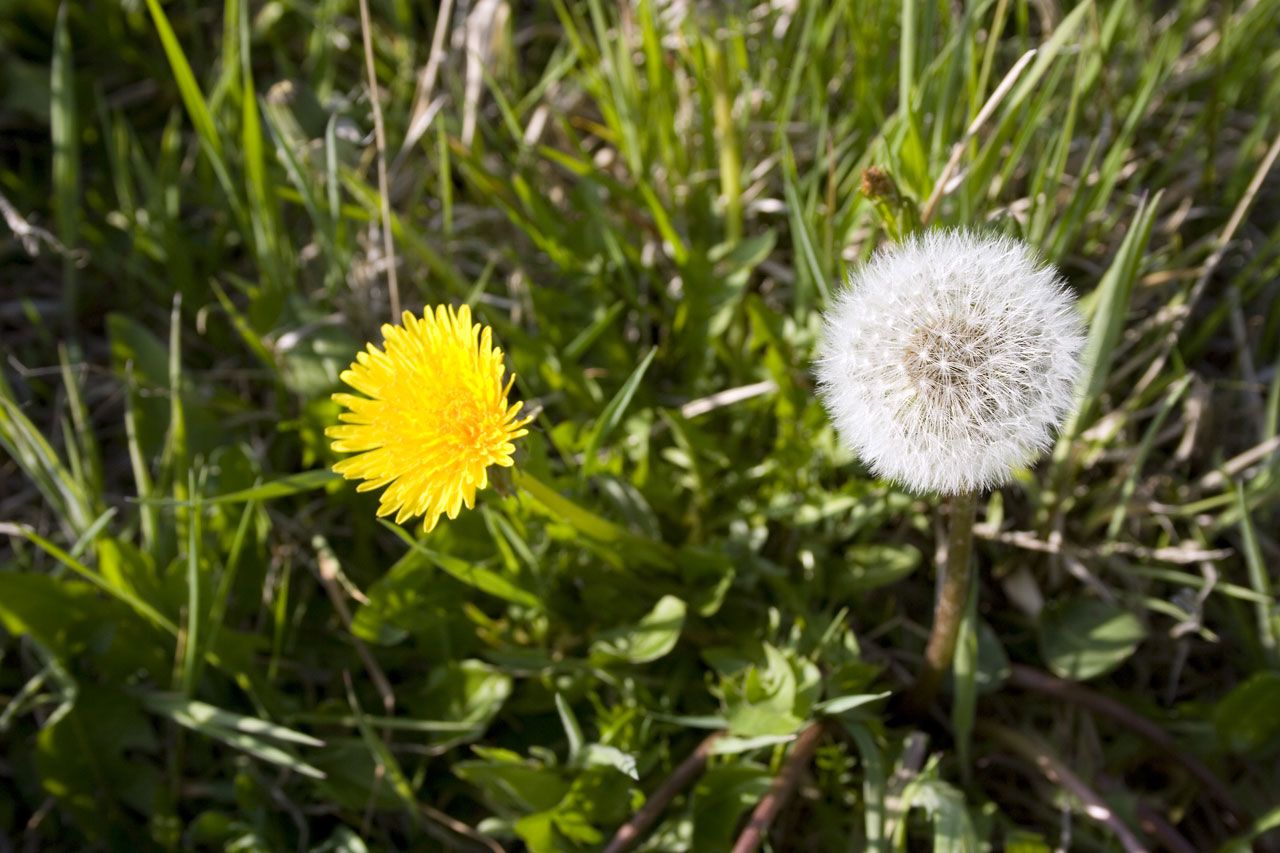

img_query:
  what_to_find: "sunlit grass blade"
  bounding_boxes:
[142,692,326,779]
[142,0,246,236]
[1235,483,1278,666]
[581,346,656,478]
[51,2,79,331]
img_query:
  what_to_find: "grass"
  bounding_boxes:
[2,0,1280,849]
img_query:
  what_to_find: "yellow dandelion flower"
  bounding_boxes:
[327,305,532,531]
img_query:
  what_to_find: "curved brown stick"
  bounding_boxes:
[1135,801,1198,853]
[603,732,722,853]
[730,721,826,853]
[1007,664,1246,827]
[979,721,1149,853]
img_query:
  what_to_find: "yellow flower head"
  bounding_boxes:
[327,305,532,531]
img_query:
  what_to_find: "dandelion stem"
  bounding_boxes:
[908,489,978,716]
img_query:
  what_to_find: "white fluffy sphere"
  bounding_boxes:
[815,230,1086,495]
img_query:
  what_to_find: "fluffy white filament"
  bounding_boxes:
[815,230,1086,495]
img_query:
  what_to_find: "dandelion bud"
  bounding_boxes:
[815,230,1086,495]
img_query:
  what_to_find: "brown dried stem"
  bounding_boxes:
[979,721,1149,853]
[603,732,722,853]
[730,721,826,853]
[1006,664,1247,828]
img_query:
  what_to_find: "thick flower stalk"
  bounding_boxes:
[815,230,1085,495]
[328,305,532,532]
[815,230,1085,713]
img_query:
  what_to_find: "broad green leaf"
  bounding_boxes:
[837,544,922,594]
[455,758,569,814]
[313,827,371,853]
[412,660,513,744]
[899,775,980,853]
[35,686,160,842]
[590,595,686,664]
[276,323,357,397]
[0,537,178,642]
[1213,671,1280,755]
[724,644,808,737]
[710,733,797,754]
[351,547,458,645]
[311,740,405,812]
[1038,597,1145,681]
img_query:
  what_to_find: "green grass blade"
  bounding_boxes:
[380,521,541,608]
[1,524,178,636]
[1061,191,1164,442]
[142,0,247,232]
[581,346,656,477]
[839,719,888,853]
[342,674,422,824]
[1235,483,1278,666]
[141,693,324,747]
[51,3,80,330]
[143,692,326,779]
[180,470,201,696]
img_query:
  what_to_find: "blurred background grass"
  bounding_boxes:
[2,0,1279,849]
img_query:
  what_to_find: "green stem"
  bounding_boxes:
[907,490,978,716]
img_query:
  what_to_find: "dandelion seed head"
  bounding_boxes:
[815,230,1086,495]
[327,305,532,531]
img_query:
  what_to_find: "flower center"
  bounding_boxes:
[902,320,991,407]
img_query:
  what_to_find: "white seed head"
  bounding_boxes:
[815,230,1086,495]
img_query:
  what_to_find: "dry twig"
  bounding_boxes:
[1007,664,1246,827]
[603,732,723,853]
[730,721,826,853]
[979,721,1149,853]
